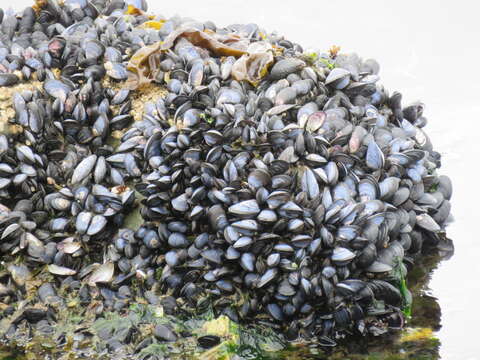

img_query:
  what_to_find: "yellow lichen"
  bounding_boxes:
[399,327,435,343]
[202,316,231,337]
[138,20,166,30]
[201,315,239,342]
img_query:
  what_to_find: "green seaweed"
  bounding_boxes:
[303,51,319,64]
[123,206,144,231]
[138,343,168,359]
[200,113,214,124]
[392,257,413,318]
[319,57,336,70]
[236,325,286,358]
[428,183,439,193]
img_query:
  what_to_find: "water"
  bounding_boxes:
[7,0,480,359]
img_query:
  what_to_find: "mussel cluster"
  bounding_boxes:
[0,0,453,353]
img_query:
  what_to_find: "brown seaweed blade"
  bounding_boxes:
[231,41,275,85]
[126,42,163,89]
[161,28,249,57]
[127,27,249,89]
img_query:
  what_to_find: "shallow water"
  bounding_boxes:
[7,0,480,359]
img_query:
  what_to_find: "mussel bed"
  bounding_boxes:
[0,0,453,358]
